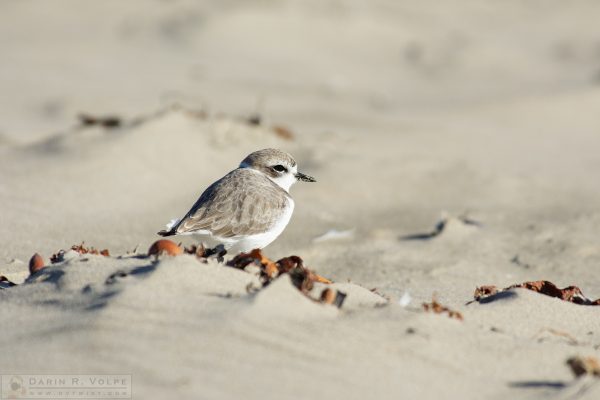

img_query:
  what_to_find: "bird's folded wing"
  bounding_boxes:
[175,170,289,238]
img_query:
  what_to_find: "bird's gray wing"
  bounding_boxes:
[174,169,289,237]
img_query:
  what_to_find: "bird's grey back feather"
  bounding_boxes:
[171,168,290,238]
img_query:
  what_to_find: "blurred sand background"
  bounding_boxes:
[2,1,600,399]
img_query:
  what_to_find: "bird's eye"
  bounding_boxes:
[272,165,287,172]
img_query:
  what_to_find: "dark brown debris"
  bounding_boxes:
[288,266,313,293]
[184,243,207,258]
[227,249,283,282]
[50,250,66,264]
[473,281,600,305]
[184,244,227,263]
[78,113,122,128]
[320,288,347,308]
[566,356,600,378]
[276,255,303,274]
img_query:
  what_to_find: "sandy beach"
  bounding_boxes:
[2,1,600,399]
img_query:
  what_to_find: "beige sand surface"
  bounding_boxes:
[2,1,600,399]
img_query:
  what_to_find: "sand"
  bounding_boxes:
[2,1,600,399]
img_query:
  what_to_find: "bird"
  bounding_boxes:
[158,148,316,254]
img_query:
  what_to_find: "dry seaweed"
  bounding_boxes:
[227,250,331,288]
[71,242,110,257]
[473,281,600,305]
[50,243,110,264]
[226,249,339,305]
[422,297,463,320]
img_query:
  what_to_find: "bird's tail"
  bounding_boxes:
[157,218,180,237]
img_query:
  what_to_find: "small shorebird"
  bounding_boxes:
[158,148,316,254]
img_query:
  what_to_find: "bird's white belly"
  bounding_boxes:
[228,198,295,254]
[190,198,295,255]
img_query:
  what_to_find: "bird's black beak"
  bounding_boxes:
[295,172,316,182]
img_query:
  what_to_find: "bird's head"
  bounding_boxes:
[239,148,316,192]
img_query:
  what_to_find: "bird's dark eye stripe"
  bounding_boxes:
[272,165,287,172]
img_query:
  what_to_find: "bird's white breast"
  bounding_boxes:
[227,197,295,254]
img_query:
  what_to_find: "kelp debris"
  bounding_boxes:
[474,281,600,305]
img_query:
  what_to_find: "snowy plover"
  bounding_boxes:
[158,148,316,254]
